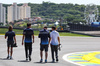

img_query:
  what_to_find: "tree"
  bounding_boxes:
[4,2,100,25]
[64,15,75,22]
[72,19,86,24]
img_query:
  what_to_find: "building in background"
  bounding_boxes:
[7,5,13,23]
[8,3,19,23]
[7,3,31,23]
[20,3,31,20]
[0,3,6,25]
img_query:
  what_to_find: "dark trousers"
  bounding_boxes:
[25,43,32,58]
[51,45,58,60]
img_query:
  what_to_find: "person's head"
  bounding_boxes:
[8,25,13,31]
[52,26,56,30]
[44,26,47,30]
[27,23,31,28]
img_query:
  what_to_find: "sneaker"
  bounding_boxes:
[29,56,31,61]
[26,58,28,61]
[40,59,43,63]
[56,58,59,62]
[45,59,47,63]
[7,56,9,59]
[52,60,55,63]
[10,56,12,59]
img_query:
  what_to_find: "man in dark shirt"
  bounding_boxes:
[38,26,50,63]
[5,25,16,59]
[22,23,34,61]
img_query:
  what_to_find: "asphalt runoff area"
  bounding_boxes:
[0,35,100,66]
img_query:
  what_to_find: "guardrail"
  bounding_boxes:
[68,23,100,31]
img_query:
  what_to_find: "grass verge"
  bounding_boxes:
[0,28,91,37]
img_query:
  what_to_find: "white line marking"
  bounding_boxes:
[62,51,100,66]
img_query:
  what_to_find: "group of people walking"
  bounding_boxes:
[5,23,60,63]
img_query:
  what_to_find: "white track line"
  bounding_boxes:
[62,51,100,66]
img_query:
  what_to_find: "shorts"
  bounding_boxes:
[7,41,14,47]
[40,44,48,52]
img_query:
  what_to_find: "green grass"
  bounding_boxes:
[0,28,39,35]
[59,32,90,37]
[0,28,90,37]
[0,28,23,35]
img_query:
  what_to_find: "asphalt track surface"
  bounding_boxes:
[0,35,100,66]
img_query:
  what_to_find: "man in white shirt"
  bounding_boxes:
[49,26,60,62]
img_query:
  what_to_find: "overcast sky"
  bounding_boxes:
[0,0,100,5]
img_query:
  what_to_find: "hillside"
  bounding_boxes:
[3,2,100,23]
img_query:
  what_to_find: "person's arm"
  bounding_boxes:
[58,37,60,45]
[32,34,34,43]
[5,32,7,39]
[14,36,16,43]
[48,32,51,47]
[38,31,41,38]
[49,38,51,44]
[22,35,25,45]
[48,37,51,47]
[5,36,7,39]
[57,32,60,46]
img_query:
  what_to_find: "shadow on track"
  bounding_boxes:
[0,58,13,60]
[34,62,45,64]
[47,61,58,63]
[18,60,30,62]
[34,61,58,64]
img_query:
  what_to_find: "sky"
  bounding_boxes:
[0,0,100,5]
